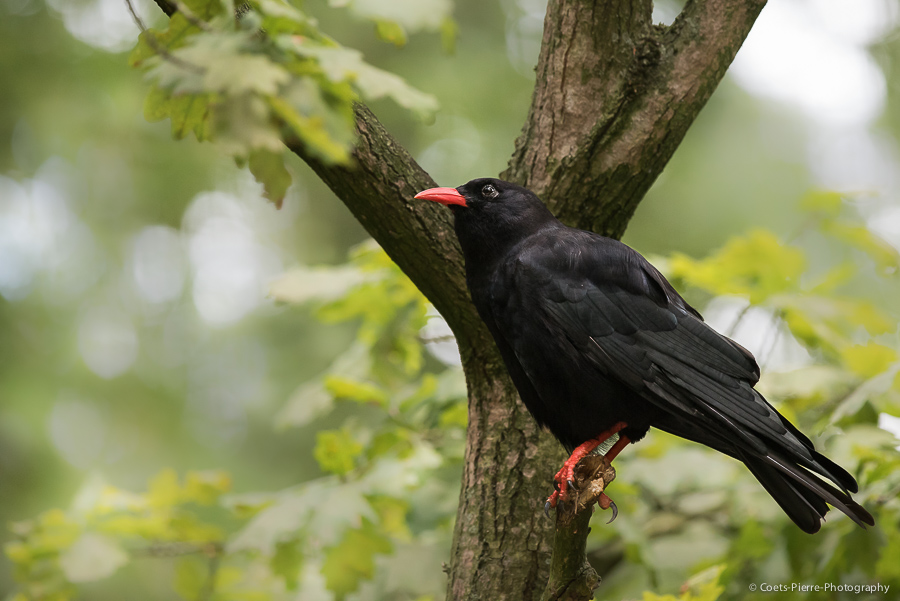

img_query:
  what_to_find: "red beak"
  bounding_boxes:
[415,187,467,207]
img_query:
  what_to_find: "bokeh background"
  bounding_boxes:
[2,0,900,599]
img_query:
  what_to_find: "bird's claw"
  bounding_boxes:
[548,456,619,524]
[606,499,618,524]
[545,489,560,518]
[598,492,618,524]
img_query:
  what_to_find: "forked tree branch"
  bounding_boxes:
[504,0,768,238]
[286,105,493,357]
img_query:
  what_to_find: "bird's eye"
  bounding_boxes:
[481,185,499,199]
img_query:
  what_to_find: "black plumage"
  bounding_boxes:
[415,177,874,534]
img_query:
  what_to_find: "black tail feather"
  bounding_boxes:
[740,451,874,534]
[812,450,859,494]
[654,411,873,533]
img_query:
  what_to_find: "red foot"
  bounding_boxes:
[599,492,618,523]
[546,489,560,510]
[548,422,629,506]
[604,433,631,463]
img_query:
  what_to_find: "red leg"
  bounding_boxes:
[604,434,631,463]
[546,422,628,508]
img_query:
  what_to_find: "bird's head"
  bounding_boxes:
[417,176,556,229]
[415,177,559,266]
[414,178,527,210]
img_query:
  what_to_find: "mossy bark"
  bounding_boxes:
[541,510,598,601]
[503,0,768,239]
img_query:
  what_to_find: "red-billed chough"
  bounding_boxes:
[415,177,874,534]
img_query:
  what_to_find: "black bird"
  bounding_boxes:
[415,177,874,534]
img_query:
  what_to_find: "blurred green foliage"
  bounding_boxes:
[6,205,900,600]
[2,0,900,600]
[130,0,441,204]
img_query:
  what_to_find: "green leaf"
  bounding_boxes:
[276,381,333,429]
[830,368,900,424]
[248,149,292,207]
[276,343,371,429]
[809,262,856,294]
[367,430,413,459]
[296,45,438,118]
[174,557,207,600]
[374,20,408,46]
[149,32,290,96]
[314,429,364,475]
[669,230,805,303]
[439,401,467,428]
[321,519,392,599]
[214,93,285,154]
[129,14,199,68]
[683,564,726,601]
[324,375,389,406]
[271,537,304,590]
[268,82,354,164]
[440,16,458,54]
[822,220,900,275]
[148,468,183,507]
[642,593,679,601]
[399,373,439,410]
[184,470,232,505]
[876,530,900,580]
[58,534,128,583]
[356,442,443,496]
[799,190,843,217]
[642,565,726,601]
[733,521,773,560]
[144,86,213,141]
[775,295,894,353]
[227,479,376,553]
[252,0,309,25]
[841,342,898,379]
[366,496,412,541]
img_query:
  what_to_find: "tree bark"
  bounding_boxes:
[503,0,768,239]
[541,510,598,601]
[150,0,768,599]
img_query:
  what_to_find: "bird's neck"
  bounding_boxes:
[455,214,560,282]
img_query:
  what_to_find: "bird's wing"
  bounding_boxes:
[495,235,855,491]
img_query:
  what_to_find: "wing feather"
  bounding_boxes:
[511,240,826,473]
